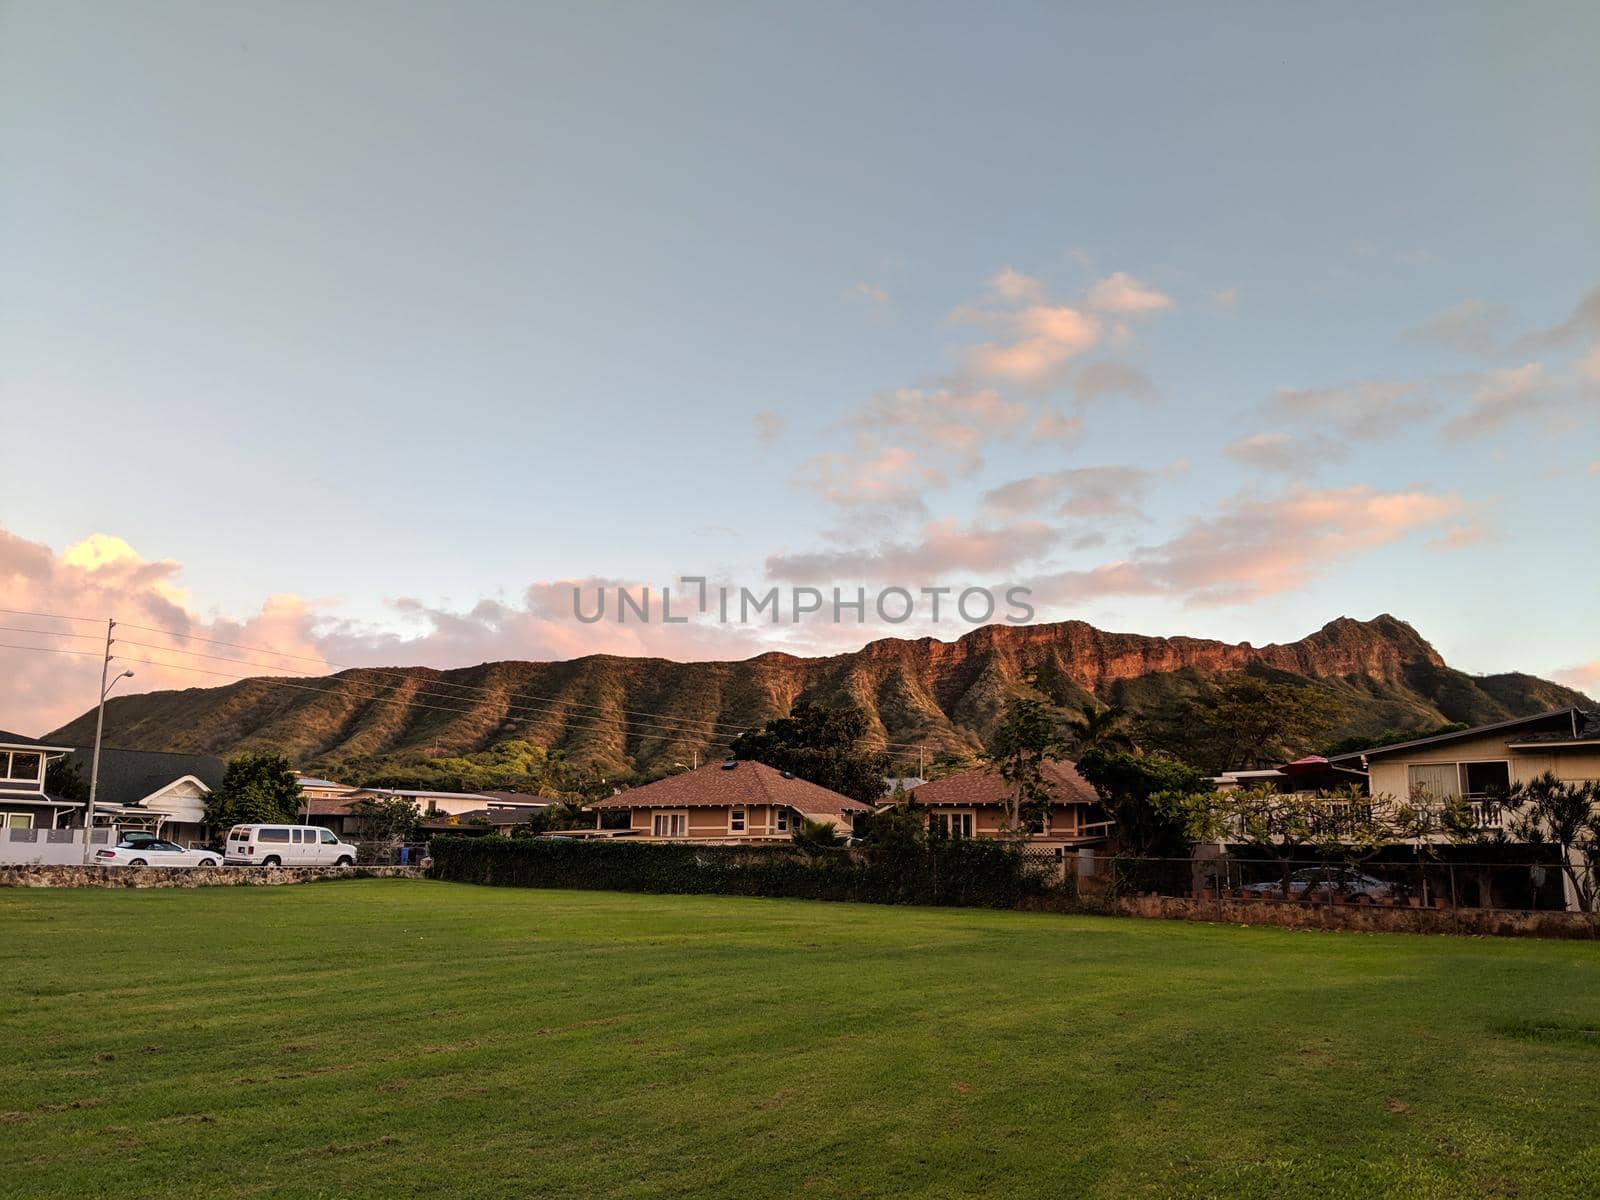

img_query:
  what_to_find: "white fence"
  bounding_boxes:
[0,827,113,866]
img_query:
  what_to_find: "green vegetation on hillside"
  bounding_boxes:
[2,883,1598,1198]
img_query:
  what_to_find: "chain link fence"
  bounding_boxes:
[1014,847,1581,913]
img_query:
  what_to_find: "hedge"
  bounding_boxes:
[426,836,1073,910]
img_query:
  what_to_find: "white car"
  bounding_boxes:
[95,835,222,868]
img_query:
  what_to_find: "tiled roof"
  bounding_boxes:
[590,760,871,820]
[1506,709,1600,745]
[908,760,1099,809]
[420,808,532,828]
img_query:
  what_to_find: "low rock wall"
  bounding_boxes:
[1101,893,1599,939]
[0,865,426,889]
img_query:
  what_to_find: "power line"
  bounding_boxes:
[0,624,103,641]
[113,623,934,748]
[5,609,938,752]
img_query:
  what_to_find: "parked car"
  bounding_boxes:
[1241,867,1396,902]
[95,835,222,868]
[224,824,358,867]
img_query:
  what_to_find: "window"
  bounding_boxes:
[5,813,33,830]
[652,812,688,838]
[729,807,746,834]
[1406,764,1459,801]
[319,829,338,844]
[1462,761,1511,797]
[1,752,42,784]
[258,828,291,843]
[930,811,974,839]
[774,809,790,833]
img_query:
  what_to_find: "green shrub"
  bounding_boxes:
[427,836,1066,910]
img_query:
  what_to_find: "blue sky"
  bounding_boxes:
[1,1,1596,731]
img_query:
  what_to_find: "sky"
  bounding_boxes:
[1,1,1597,735]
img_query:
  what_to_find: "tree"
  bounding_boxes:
[792,818,843,852]
[45,756,89,802]
[346,794,421,843]
[859,801,928,852]
[729,702,890,805]
[1141,674,1346,775]
[1076,749,1209,857]
[987,696,1070,837]
[203,752,304,831]
[1186,784,1397,899]
[1065,703,1134,754]
[1501,771,1600,913]
[1438,790,1515,908]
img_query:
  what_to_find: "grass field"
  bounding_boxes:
[2,882,1599,1199]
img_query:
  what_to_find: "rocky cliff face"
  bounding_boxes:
[47,615,1588,773]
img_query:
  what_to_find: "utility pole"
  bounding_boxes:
[83,620,132,865]
[918,744,924,779]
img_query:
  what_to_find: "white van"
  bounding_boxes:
[224,824,358,867]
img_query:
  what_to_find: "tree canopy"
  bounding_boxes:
[203,752,304,830]
[729,702,890,805]
[1140,674,1346,774]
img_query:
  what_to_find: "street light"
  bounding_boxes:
[82,633,134,862]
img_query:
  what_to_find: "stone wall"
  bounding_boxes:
[1095,894,1600,940]
[0,864,426,889]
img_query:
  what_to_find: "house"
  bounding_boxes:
[904,760,1115,846]
[1212,755,1368,795]
[0,731,79,830]
[1329,707,1600,909]
[301,784,557,839]
[61,746,227,847]
[1328,707,1600,822]
[587,760,872,842]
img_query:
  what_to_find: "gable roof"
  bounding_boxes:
[480,790,560,808]
[0,730,72,752]
[907,760,1099,809]
[590,760,871,820]
[1328,708,1596,763]
[63,746,227,809]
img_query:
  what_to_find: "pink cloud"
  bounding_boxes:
[1268,379,1439,434]
[1444,363,1554,439]
[1084,272,1175,316]
[1551,659,1600,698]
[981,466,1154,519]
[1027,484,1460,607]
[798,444,946,511]
[765,518,1059,582]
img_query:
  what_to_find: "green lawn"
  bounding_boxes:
[2,882,1598,1199]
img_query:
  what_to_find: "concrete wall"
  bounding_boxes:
[0,827,112,866]
[0,864,425,889]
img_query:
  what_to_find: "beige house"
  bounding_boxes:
[588,760,871,842]
[1332,707,1600,908]
[905,760,1114,846]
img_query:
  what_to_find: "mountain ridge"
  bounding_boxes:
[46,615,1591,774]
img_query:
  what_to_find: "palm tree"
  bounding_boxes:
[1066,703,1134,754]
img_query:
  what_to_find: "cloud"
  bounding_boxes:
[1403,298,1509,355]
[1515,285,1600,352]
[986,267,1047,304]
[851,387,1030,473]
[1209,287,1238,311]
[1027,484,1459,607]
[764,518,1059,582]
[981,466,1156,520]
[1551,659,1600,698]
[1428,521,1491,550]
[1085,272,1175,316]
[1073,361,1158,405]
[1030,407,1085,445]
[1444,363,1554,439]
[797,443,946,511]
[753,410,785,445]
[1267,379,1440,435]
[1223,431,1348,471]
[958,301,1102,387]
[851,281,890,306]
[0,527,334,734]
